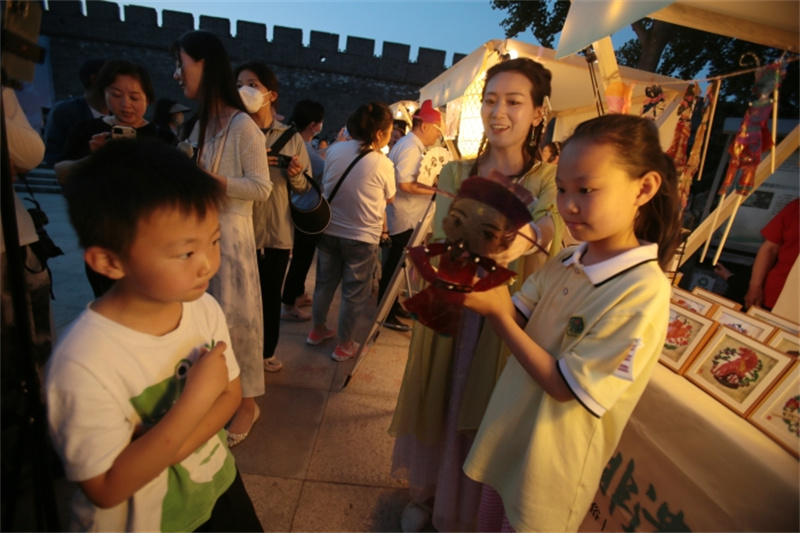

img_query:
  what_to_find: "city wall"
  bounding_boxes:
[40,1,468,139]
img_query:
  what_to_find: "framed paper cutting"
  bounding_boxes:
[767,329,800,357]
[710,307,776,342]
[747,363,800,457]
[691,286,743,311]
[670,287,718,317]
[746,306,800,335]
[660,303,718,374]
[685,327,794,417]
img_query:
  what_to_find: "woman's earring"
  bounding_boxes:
[529,128,537,147]
[541,95,552,126]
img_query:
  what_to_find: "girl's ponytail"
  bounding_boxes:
[346,101,392,153]
[635,152,682,270]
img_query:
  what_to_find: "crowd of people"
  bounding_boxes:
[7,29,689,532]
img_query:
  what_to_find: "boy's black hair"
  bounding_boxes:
[63,138,225,256]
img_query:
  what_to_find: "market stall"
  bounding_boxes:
[555,0,800,321]
[409,4,800,531]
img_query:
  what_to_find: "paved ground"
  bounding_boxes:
[10,190,419,532]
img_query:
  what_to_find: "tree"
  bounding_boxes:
[491,0,797,114]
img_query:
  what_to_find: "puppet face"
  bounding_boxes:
[442,197,515,257]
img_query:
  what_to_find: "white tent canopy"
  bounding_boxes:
[557,0,800,59]
[419,39,687,146]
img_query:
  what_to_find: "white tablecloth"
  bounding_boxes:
[579,364,799,532]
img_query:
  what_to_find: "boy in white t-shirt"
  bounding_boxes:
[46,139,262,532]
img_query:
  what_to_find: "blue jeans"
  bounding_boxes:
[312,234,377,343]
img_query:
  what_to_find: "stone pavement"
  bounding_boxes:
[16,190,420,532]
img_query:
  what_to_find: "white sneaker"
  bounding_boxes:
[263,356,284,372]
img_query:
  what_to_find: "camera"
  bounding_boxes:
[274,153,292,169]
[24,199,64,262]
[111,125,136,140]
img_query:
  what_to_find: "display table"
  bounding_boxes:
[579,364,799,532]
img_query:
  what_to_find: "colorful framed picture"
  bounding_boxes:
[710,307,776,342]
[746,306,800,335]
[691,286,743,311]
[685,327,794,417]
[767,329,800,357]
[670,287,719,317]
[747,363,800,457]
[660,303,718,374]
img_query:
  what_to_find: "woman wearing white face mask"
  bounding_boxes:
[171,31,271,448]
[234,61,312,374]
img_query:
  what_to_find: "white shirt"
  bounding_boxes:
[386,132,433,234]
[321,139,396,244]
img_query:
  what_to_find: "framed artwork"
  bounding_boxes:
[747,363,800,457]
[670,287,719,317]
[767,329,800,357]
[685,327,794,417]
[746,306,800,335]
[710,307,776,342]
[660,303,718,374]
[691,286,743,311]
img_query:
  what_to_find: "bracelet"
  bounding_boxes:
[381,231,389,235]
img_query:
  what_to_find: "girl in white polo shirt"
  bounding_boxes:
[462,114,683,532]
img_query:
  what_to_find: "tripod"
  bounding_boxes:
[343,196,435,387]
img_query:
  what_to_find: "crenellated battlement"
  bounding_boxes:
[40,1,467,138]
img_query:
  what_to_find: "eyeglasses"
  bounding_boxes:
[431,123,444,137]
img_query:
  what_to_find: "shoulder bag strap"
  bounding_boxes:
[327,150,371,204]
[269,126,297,153]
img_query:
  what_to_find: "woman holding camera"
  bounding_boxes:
[55,60,175,187]
[55,59,176,297]
[235,61,312,373]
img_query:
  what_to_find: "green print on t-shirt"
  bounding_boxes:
[129,355,236,531]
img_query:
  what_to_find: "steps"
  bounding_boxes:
[13,167,61,195]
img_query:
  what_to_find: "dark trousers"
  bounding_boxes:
[281,230,320,306]
[377,228,413,310]
[194,470,263,532]
[257,248,291,359]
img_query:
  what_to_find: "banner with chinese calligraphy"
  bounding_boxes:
[578,365,798,532]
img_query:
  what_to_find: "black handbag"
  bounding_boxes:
[291,150,370,235]
[289,172,331,235]
[269,127,332,234]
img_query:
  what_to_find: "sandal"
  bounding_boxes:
[226,403,260,448]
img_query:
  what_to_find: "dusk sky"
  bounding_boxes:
[102,0,524,66]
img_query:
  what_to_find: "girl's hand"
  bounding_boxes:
[89,132,111,152]
[266,148,278,168]
[287,155,302,177]
[463,284,511,317]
